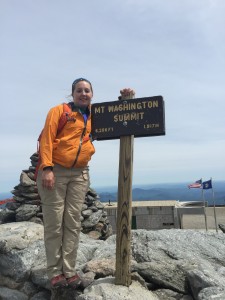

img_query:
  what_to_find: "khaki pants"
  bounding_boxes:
[37,164,89,279]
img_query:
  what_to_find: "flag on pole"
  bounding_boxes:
[188,179,202,189]
[202,179,212,190]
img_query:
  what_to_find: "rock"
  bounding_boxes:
[100,223,113,240]
[133,260,189,293]
[218,223,225,233]
[29,216,43,225]
[0,222,45,282]
[26,172,36,181]
[91,234,116,260]
[25,200,41,205]
[88,188,99,198]
[17,185,38,193]
[30,153,39,162]
[82,204,88,210]
[19,281,40,298]
[82,209,93,218]
[93,222,104,233]
[85,195,95,206]
[50,286,82,300]
[75,232,104,269]
[187,267,225,300]
[131,229,225,296]
[10,189,20,196]
[153,288,193,299]
[5,201,20,211]
[99,216,107,223]
[80,271,96,288]
[20,192,39,200]
[94,200,105,209]
[101,211,107,217]
[20,172,36,187]
[30,290,51,300]
[0,274,21,290]
[77,277,159,300]
[89,206,98,212]
[83,258,116,277]
[16,204,40,221]
[0,208,16,224]
[29,166,36,172]
[13,196,27,203]
[131,272,149,289]
[82,210,103,228]
[87,231,102,240]
[198,286,225,300]
[30,265,50,290]
[0,287,28,300]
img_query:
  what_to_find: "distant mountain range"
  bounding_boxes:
[1,181,225,206]
[96,181,225,206]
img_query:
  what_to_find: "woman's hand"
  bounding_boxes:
[120,88,135,98]
[42,170,55,190]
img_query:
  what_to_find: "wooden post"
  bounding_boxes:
[115,92,135,286]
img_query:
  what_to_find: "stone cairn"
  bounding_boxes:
[2,152,112,240]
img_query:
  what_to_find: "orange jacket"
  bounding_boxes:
[39,103,95,170]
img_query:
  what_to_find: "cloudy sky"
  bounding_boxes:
[1,0,225,193]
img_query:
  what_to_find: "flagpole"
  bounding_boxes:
[211,178,218,233]
[202,180,208,232]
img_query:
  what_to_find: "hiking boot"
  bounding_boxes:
[51,274,68,288]
[66,274,81,288]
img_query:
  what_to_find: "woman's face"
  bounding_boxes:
[73,81,93,108]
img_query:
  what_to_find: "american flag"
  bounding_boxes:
[188,179,202,189]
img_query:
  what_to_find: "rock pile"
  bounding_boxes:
[1,222,225,300]
[0,152,112,240]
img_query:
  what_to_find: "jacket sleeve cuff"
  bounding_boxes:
[43,166,53,171]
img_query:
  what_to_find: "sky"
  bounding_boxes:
[1,0,225,193]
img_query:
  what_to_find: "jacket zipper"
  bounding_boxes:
[72,120,87,168]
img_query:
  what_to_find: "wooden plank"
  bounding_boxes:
[115,93,134,286]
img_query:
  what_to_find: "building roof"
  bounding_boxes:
[104,200,180,209]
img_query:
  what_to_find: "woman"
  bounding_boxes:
[37,78,134,288]
[37,78,95,288]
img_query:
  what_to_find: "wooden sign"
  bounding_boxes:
[91,96,165,140]
[91,93,166,287]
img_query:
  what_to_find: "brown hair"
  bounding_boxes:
[72,78,93,94]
